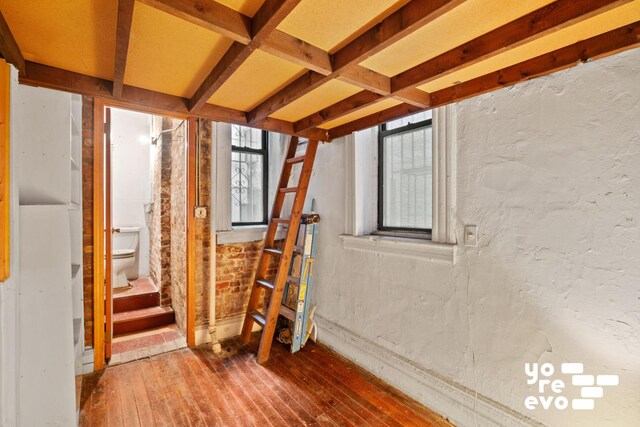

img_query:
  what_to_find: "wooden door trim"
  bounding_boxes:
[93,101,197,369]
[104,108,113,359]
[93,99,105,371]
[186,117,196,347]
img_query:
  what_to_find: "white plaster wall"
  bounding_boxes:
[307,48,640,426]
[0,66,21,427]
[111,108,152,278]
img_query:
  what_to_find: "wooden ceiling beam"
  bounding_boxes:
[332,0,466,73]
[0,10,25,74]
[188,0,302,112]
[329,21,640,139]
[294,90,384,132]
[261,30,332,75]
[391,0,631,92]
[321,0,629,135]
[113,0,136,98]
[246,70,327,123]
[19,61,329,141]
[136,0,252,43]
[247,0,463,124]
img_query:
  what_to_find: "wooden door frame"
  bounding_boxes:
[93,101,197,370]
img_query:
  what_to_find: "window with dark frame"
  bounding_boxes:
[378,111,433,236]
[231,125,269,226]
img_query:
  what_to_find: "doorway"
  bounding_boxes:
[93,102,197,369]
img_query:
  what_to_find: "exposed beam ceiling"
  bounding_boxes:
[4,0,639,141]
[246,0,464,123]
[113,0,136,98]
[328,21,640,139]
[302,0,631,133]
[188,0,302,112]
[391,0,632,92]
[19,61,329,141]
[0,9,25,74]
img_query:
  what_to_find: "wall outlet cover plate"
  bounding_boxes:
[464,225,478,246]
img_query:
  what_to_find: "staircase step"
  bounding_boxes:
[113,306,175,336]
[113,289,159,313]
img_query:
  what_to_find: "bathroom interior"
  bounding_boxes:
[108,107,187,362]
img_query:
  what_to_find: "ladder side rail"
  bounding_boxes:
[240,136,299,342]
[256,139,319,363]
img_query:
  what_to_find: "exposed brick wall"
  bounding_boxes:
[81,109,212,347]
[195,119,212,328]
[169,118,187,332]
[81,96,94,347]
[215,240,279,320]
[149,117,173,306]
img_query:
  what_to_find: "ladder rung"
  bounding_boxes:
[287,275,300,285]
[250,311,266,327]
[286,155,305,164]
[264,248,283,256]
[256,279,274,291]
[279,305,296,322]
[279,187,298,194]
[271,218,289,225]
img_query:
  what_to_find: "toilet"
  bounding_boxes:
[113,249,136,288]
[112,227,140,288]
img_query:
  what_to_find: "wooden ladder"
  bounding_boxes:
[240,136,319,364]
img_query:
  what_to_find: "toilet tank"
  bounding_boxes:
[112,226,139,251]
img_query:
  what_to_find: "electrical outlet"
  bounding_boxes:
[194,206,207,219]
[464,225,478,247]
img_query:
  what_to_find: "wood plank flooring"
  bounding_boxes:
[79,337,452,426]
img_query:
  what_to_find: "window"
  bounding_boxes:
[378,111,433,234]
[231,125,268,225]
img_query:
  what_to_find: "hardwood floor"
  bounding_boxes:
[79,337,451,426]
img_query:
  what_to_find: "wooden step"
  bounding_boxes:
[250,311,266,327]
[113,306,175,336]
[286,155,305,164]
[279,305,296,322]
[113,286,159,313]
[256,279,274,291]
[287,275,300,285]
[279,187,298,193]
[271,218,290,225]
[264,248,283,256]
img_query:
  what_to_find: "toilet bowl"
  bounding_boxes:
[113,249,136,288]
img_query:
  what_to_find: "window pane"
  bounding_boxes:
[386,110,432,131]
[231,125,263,149]
[382,125,432,230]
[231,152,264,223]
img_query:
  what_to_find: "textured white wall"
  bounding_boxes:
[0,66,20,427]
[306,48,640,426]
[111,108,152,278]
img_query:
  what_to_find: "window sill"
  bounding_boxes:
[217,225,285,245]
[340,234,455,263]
